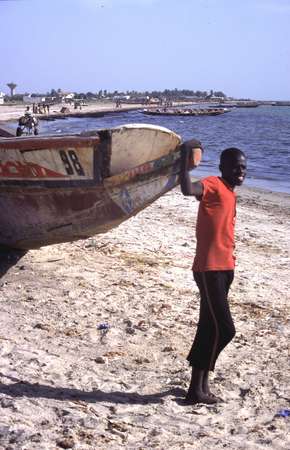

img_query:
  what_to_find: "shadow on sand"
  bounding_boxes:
[0,246,27,279]
[0,374,186,405]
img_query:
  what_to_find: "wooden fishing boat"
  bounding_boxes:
[0,124,183,249]
[142,108,227,117]
[0,126,14,138]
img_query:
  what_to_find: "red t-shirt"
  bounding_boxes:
[192,176,236,272]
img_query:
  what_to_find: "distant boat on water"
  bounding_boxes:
[216,101,259,108]
[0,124,184,250]
[142,107,229,117]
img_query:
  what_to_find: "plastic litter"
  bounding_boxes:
[275,409,290,418]
[97,322,111,341]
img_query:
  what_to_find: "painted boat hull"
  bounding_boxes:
[0,124,181,249]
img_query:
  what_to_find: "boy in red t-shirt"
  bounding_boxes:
[180,140,247,404]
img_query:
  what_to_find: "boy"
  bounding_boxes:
[180,140,247,404]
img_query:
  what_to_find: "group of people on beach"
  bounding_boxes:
[180,139,247,404]
[31,103,50,114]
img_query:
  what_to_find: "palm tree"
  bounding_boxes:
[7,82,17,97]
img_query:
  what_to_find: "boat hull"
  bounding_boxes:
[0,124,181,249]
[142,109,226,116]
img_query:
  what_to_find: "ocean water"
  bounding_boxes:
[40,105,290,194]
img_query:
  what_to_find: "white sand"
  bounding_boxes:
[0,101,142,123]
[0,185,289,449]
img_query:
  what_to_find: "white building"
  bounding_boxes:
[0,92,5,105]
[23,94,46,104]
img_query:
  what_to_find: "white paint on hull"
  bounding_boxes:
[110,124,181,175]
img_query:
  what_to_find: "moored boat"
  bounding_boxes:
[0,124,183,249]
[142,108,227,116]
[215,102,259,108]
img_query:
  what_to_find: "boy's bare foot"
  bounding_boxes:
[184,390,219,405]
[184,369,222,405]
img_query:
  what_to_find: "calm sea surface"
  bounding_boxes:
[40,105,290,194]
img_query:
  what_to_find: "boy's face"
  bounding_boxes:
[220,154,247,187]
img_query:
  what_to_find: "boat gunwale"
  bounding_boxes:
[0,135,101,151]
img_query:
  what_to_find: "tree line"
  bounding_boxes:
[3,88,227,102]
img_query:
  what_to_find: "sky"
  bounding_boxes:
[0,0,290,100]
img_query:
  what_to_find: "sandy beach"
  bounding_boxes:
[0,183,289,449]
[0,101,146,137]
[0,100,194,127]
[0,101,144,124]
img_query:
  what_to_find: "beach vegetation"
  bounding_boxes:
[1,86,229,105]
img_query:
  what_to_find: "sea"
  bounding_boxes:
[39,105,290,194]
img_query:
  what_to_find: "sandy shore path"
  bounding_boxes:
[0,101,144,137]
[0,186,289,449]
[0,101,143,128]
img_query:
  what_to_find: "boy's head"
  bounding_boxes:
[219,148,247,187]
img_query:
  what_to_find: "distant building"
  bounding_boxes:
[0,92,5,105]
[63,93,75,104]
[148,97,160,104]
[23,94,46,104]
[55,91,75,103]
[205,92,227,101]
[112,95,130,101]
[64,93,75,99]
[208,95,226,101]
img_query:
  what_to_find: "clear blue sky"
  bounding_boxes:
[1,0,289,100]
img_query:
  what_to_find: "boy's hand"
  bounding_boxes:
[181,139,204,169]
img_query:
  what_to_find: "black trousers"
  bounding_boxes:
[187,270,235,371]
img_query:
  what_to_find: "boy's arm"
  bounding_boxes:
[180,139,204,198]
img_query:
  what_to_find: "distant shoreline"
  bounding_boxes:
[0,101,193,123]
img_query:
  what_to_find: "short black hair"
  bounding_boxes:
[220,148,246,165]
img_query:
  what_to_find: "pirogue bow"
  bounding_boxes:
[0,124,182,249]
